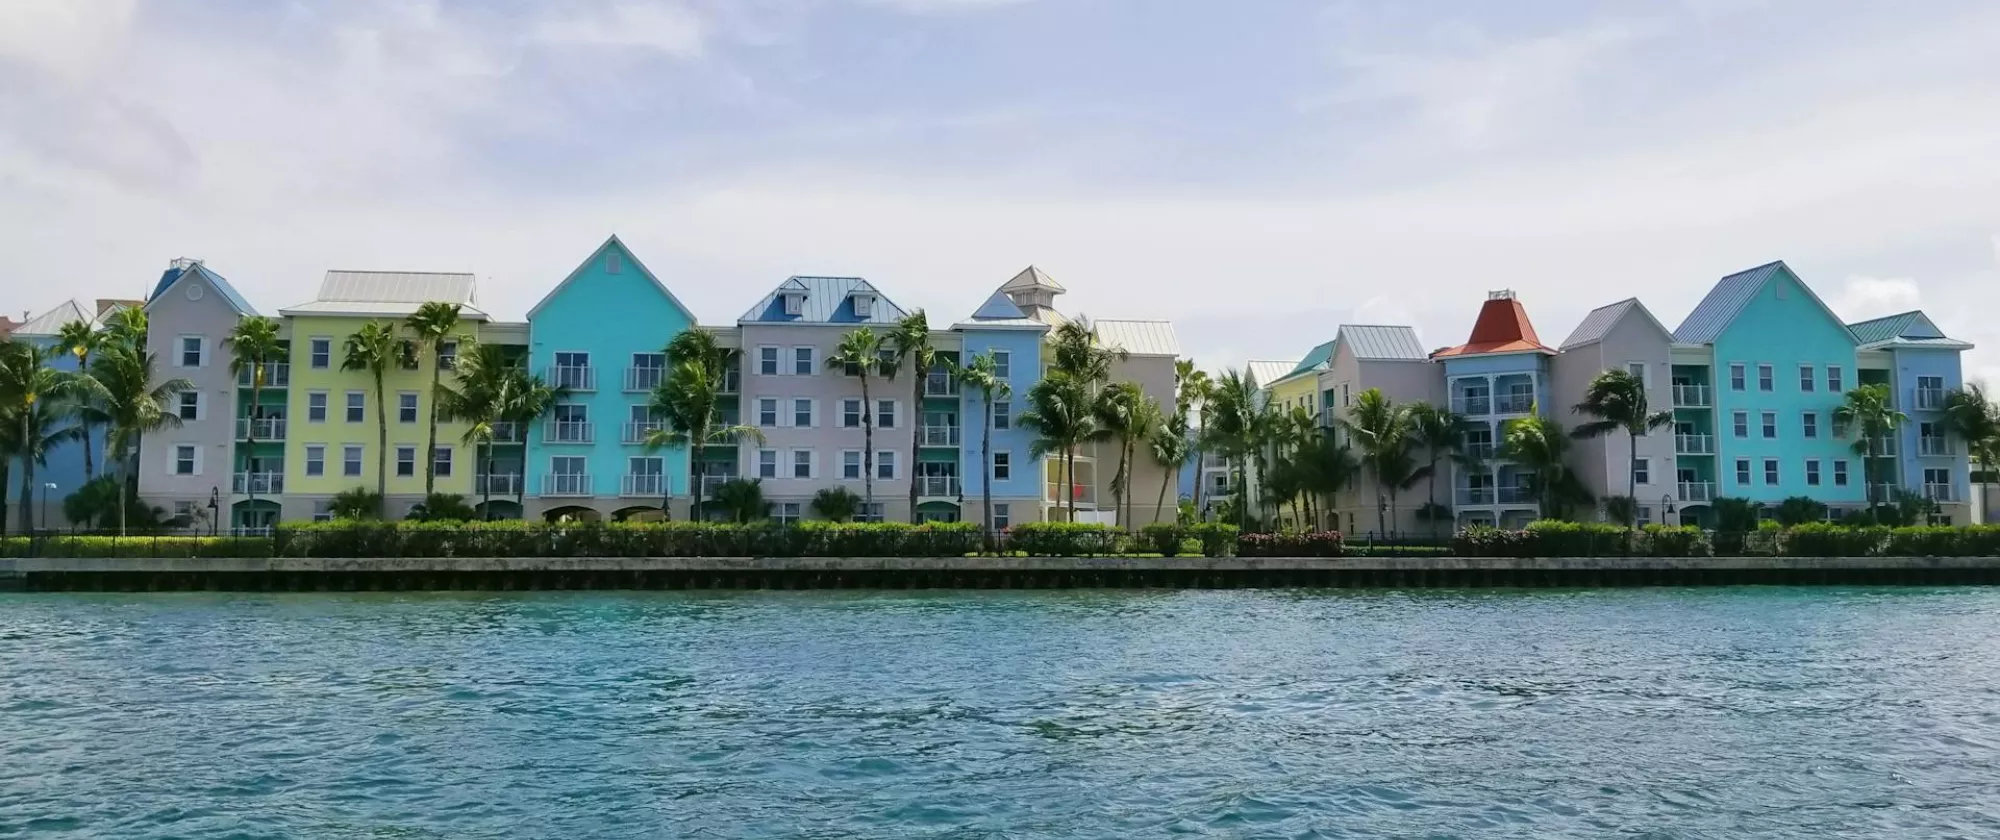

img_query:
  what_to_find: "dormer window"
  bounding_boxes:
[783,293,803,316]
[853,294,873,318]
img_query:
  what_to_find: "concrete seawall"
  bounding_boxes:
[6,556,2000,590]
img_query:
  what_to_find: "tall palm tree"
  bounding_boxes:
[1499,411,1572,520]
[342,322,403,500]
[88,345,190,534]
[0,342,93,534]
[503,369,560,515]
[826,327,893,517]
[1299,434,1359,532]
[648,357,762,520]
[1149,412,1192,526]
[55,319,107,478]
[404,302,465,495]
[1569,369,1673,526]
[5,402,82,533]
[1942,384,1999,516]
[1048,318,1124,384]
[1197,369,1260,528]
[102,308,147,353]
[1405,403,1471,531]
[888,311,938,523]
[1173,359,1212,515]
[1091,382,1153,528]
[955,351,1011,542]
[224,316,283,525]
[1338,388,1418,536]
[1834,383,1906,508]
[1018,372,1098,522]
[436,343,514,518]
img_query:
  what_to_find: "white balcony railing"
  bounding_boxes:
[1046,482,1098,505]
[1672,384,1711,407]
[1868,483,1898,501]
[1679,481,1714,503]
[1924,483,1955,502]
[1455,487,1495,505]
[489,421,526,443]
[1451,396,1492,415]
[625,367,664,393]
[919,425,961,447]
[1919,437,1955,457]
[1914,388,1947,410]
[545,420,594,444]
[720,370,741,394]
[1866,437,1899,457]
[540,473,592,497]
[233,472,283,494]
[236,417,287,441]
[1675,433,1715,455]
[1497,486,1535,505]
[1465,443,1495,461]
[622,473,665,497]
[697,474,736,497]
[924,372,959,397]
[623,421,664,444]
[476,473,522,496]
[550,365,596,392]
[917,476,961,498]
[1495,395,1535,415]
[236,363,290,388]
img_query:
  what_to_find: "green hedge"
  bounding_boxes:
[1452,522,1713,558]
[272,521,984,558]
[1452,521,2000,558]
[0,536,273,558]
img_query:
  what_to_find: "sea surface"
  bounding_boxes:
[3,588,1999,838]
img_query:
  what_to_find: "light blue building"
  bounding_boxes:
[1847,310,1975,516]
[1434,291,1558,529]
[524,236,700,521]
[8,300,123,530]
[953,281,1051,531]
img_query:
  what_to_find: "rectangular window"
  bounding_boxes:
[1763,458,1780,486]
[1735,459,1752,486]
[992,351,1011,380]
[792,449,813,479]
[842,399,862,428]
[343,445,363,477]
[1828,366,1843,393]
[396,446,416,477]
[992,400,1011,430]
[858,503,884,524]
[309,337,331,369]
[794,398,813,428]
[438,340,458,371]
[1834,460,1849,486]
[307,392,328,423]
[1805,459,1821,486]
[793,347,814,376]
[398,392,418,424]
[776,501,802,525]
[1626,362,1647,387]
[346,391,365,423]
[179,336,203,368]
[305,445,325,477]
[758,449,778,479]
[992,502,1011,530]
[876,450,897,480]
[1729,363,1746,391]
[1802,412,1819,439]
[1632,458,1650,485]
[629,353,665,391]
[177,391,200,421]
[1732,411,1748,438]
[783,294,803,316]
[1757,364,1774,392]
[605,250,622,274]
[758,346,779,376]
[174,444,197,475]
[842,450,862,480]
[1798,364,1815,392]
[877,400,897,430]
[1761,411,1777,439]
[434,446,452,478]
[552,456,586,475]
[757,398,779,427]
[1919,375,1944,391]
[992,451,1011,481]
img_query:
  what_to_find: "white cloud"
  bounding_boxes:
[858,0,1038,13]
[533,1,707,57]
[0,0,136,78]
[1828,276,1924,323]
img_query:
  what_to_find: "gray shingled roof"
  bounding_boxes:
[737,276,908,325]
[1337,324,1427,360]
[1560,297,1671,350]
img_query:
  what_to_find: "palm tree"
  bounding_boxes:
[826,327,893,517]
[955,351,1012,543]
[1568,369,1673,526]
[653,330,756,520]
[1499,411,1572,520]
[1835,383,1906,508]
[1942,384,1999,516]
[1149,413,1192,526]
[55,319,107,478]
[341,322,403,500]
[1338,388,1417,536]
[404,302,465,495]
[0,343,94,534]
[1092,382,1154,529]
[1173,360,1212,515]
[436,343,515,518]
[224,316,283,525]
[1198,369,1260,528]
[87,345,190,534]
[102,308,147,352]
[1405,404,1471,532]
[502,369,560,515]
[5,403,82,533]
[1299,434,1359,532]
[1048,318,1124,383]
[1018,372,1098,522]
[888,311,938,523]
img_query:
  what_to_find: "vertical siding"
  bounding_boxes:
[1709,269,1864,505]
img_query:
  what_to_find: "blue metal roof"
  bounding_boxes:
[149,262,259,316]
[1285,339,1337,376]
[737,276,908,325]
[1337,325,1428,360]
[1671,261,1785,344]
[1847,310,1946,344]
[968,290,1027,321]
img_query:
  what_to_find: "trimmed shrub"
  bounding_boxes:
[0,535,271,558]
[1779,523,1888,557]
[1237,531,1342,558]
[1639,525,1713,558]
[1006,522,1123,557]
[1140,524,1184,556]
[1186,523,1239,558]
[1452,525,1532,558]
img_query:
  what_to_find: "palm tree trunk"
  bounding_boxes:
[424,357,441,494]
[481,438,493,520]
[1113,440,1128,530]
[860,375,875,517]
[691,434,708,521]
[81,423,94,479]
[0,459,10,538]
[18,411,33,535]
[909,370,922,524]
[1626,429,1638,527]
[1155,461,1172,528]
[981,392,995,551]
[243,370,259,534]
[374,372,389,502]
[1427,454,1440,537]
[1190,443,1204,520]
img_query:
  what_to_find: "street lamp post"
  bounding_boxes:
[208,486,221,537]
[42,483,56,532]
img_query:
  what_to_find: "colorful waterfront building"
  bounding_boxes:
[1847,309,1976,518]
[1312,325,1438,534]
[137,261,263,530]
[1554,297,1681,524]
[523,236,700,521]
[954,275,1054,531]
[7,298,133,528]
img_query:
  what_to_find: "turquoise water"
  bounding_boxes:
[3,590,2000,838]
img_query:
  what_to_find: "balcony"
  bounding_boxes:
[1455,487,1496,505]
[917,476,962,498]
[232,472,283,494]
[623,421,664,444]
[1675,433,1714,455]
[545,420,595,444]
[697,474,737,497]
[1672,384,1711,407]
[1451,396,1492,415]
[236,417,287,442]
[550,365,596,392]
[476,473,522,496]
[1494,394,1535,415]
[924,372,960,397]
[1919,437,1955,457]
[625,366,665,393]
[489,421,526,444]
[1924,483,1955,502]
[1868,482,1898,502]
[920,425,961,447]
[622,473,665,497]
[1914,387,1947,410]
[236,363,290,388]
[1046,482,1098,506]
[1679,481,1715,503]
[1497,486,1535,505]
[1465,443,1495,461]
[1866,437,1899,457]
[720,369,741,395]
[539,473,592,498]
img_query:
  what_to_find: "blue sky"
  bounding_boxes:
[4,0,1999,383]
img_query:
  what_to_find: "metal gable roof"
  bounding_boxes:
[525,235,697,323]
[13,299,94,337]
[1559,297,1671,350]
[737,276,909,325]
[282,269,485,319]
[1285,340,1337,377]
[147,261,260,316]
[1094,319,1180,356]
[1246,359,1300,389]
[1672,260,1857,345]
[999,265,1065,293]
[1338,324,1428,360]
[1847,310,1948,344]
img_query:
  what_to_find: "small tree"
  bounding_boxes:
[1773,495,1827,526]
[712,478,768,524]
[1570,369,1673,527]
[811,487,862,522]
[407,493,478,522]
[329,487,383,520]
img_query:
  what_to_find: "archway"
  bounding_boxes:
[475,499,524,521]
[612,505,667,523]
[542,505,603,523]
[916,501,961,523]
[231,498,281,534]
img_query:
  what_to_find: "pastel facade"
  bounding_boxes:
[7,298,131,527]
[954,283,1053,531]
[1554,298,1679,523]
[139,261,262,529]
[1313,325,1443,534]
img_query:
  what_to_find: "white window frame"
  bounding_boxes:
[841,450,863,480]
[1828,366,1843,393]
[395,445,417,478]
[306,391,328,423]
[793,346,816,376]
[342,445,364,477]
[1798,364,1815,393]
[1729,363,1746,391]
[1735,459,1751,486]
[992,502,1011,530]
[776,501,803,525]
[172,444,199,476]
[178,335,204,368]
[992,450,1011,481]
[1833,460,1849,486]
[757,398,780,428]
[758,346,780,376]
[1763,458,1780,486]
[1757,363,1774,392]
[1802,412,1818,439]
[1626,362,1649,387]
[1632,457,1650,485]
[304,444,326,477]
[433,446,452,478]
[992,400,1011,430]
[793,398,814,429]
[992,350,1011,380]
[1805,458,1821,486]
[877,399,898,430]
[876,450,897,481]
[1732,410,1748,438]
[1761,411,1777,439]
[791,448,815,480]
[853,295,873,318]
[177,391,201,422]
[346,391,366,424]
[842,399,863,429]
[309,337,332,369]
[398,392,419,424]
[757,448,779,479]
[783,294,803,316]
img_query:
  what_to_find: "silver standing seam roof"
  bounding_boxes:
[1337,324,1428,360]
[1559,297,1672,350]
[1672,260,1856,345]
[1094,319,1180,356]
[737,276,909,325]
[281,270,486,318]
[1246,360,1299,389]
[11,299,96,336]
